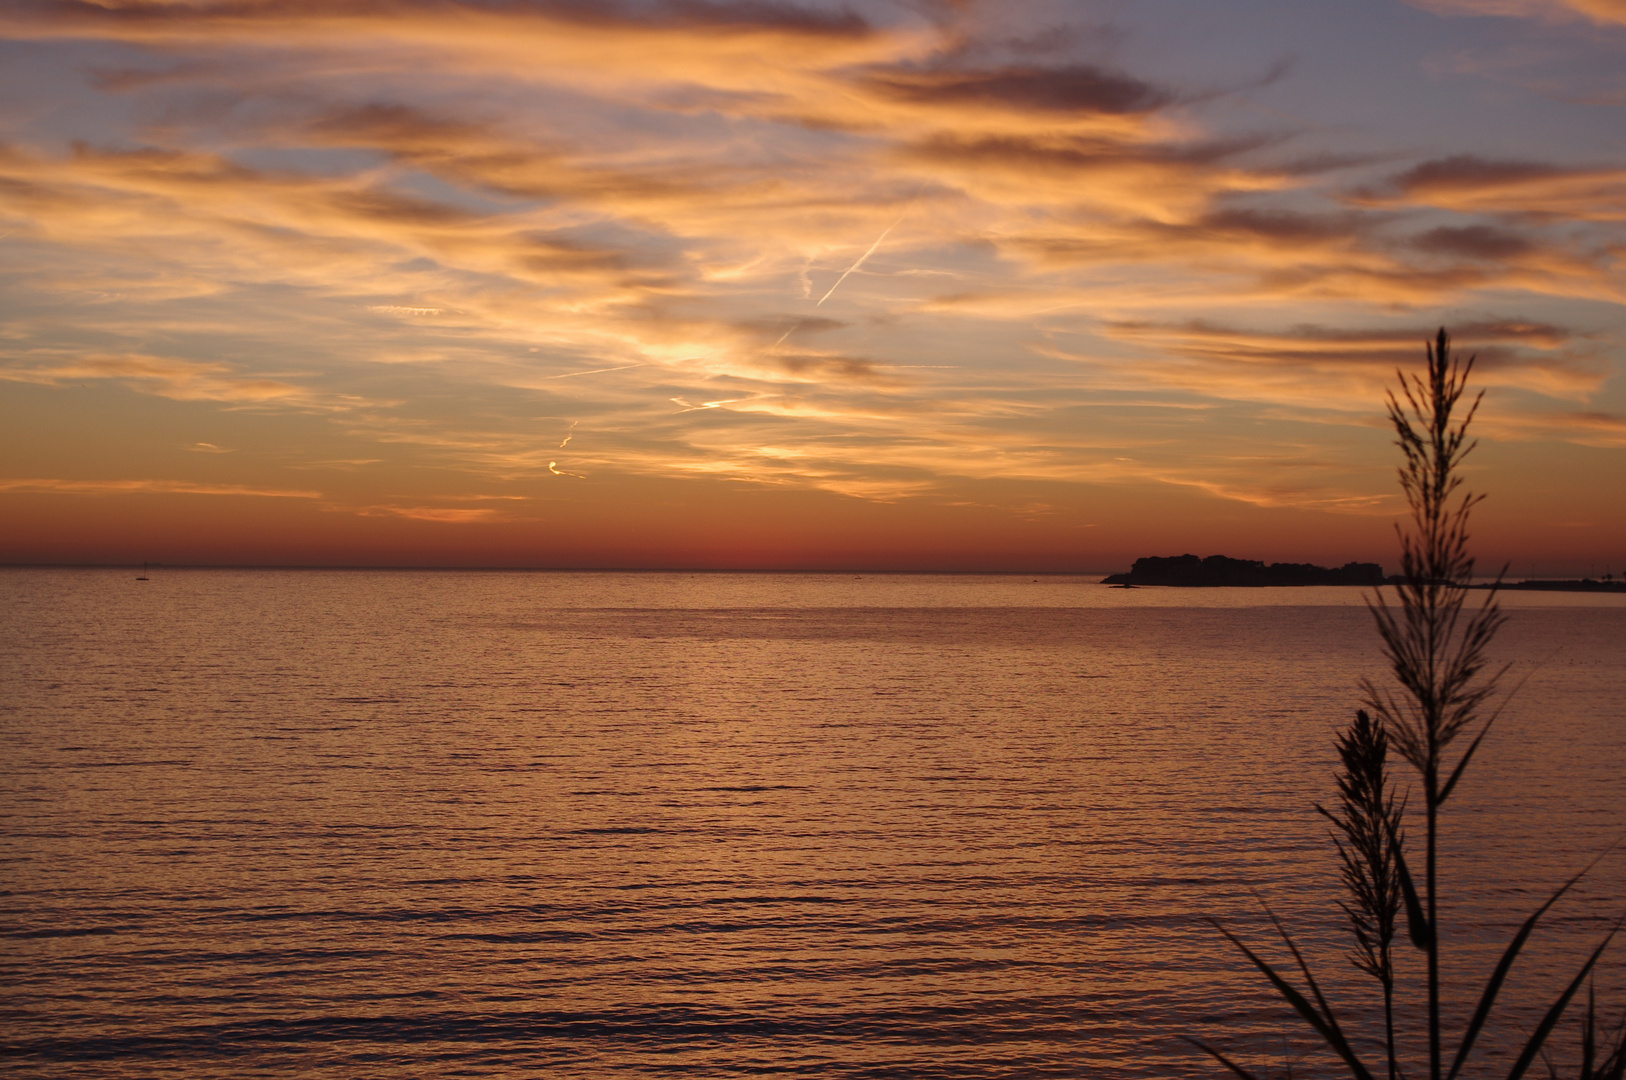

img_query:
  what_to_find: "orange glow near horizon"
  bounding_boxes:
[2,1,1624,573]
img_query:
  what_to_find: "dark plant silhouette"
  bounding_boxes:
[1317,709,1404,1080]
[1189,329,1623,1080]
[1365,327,1508,1080]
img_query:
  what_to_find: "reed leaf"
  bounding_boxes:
[1183,1036,1268,1080]
[1393,834,1433,951]
[1445,863,1600,1080]
[1506,925,1620,1080]
[1598,989,1626,1080]
[1437,721,1492,807]
[1600,1008,1626,1080]
[1574,979,1626,1080]
[1582,984,1596,1080]
[1209,918,1377,1080]
[1261,900,1347,1045]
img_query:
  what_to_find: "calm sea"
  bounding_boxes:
[3,570,1624,1078]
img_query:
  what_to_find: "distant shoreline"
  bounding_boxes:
[1468,578,1626,593]
[1102,579,1625,593]
[1100,554,1625,592]
[1102,554,1384,588]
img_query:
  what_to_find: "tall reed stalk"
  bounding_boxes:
[1189,329,1623,1080]
[1368,327,1506,1080]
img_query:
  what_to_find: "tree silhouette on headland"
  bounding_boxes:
[1103,555,1384,588]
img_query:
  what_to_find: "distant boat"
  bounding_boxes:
[136,562,148,581]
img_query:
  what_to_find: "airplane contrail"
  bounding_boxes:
[543,363,645,379]
[816,214,904,306]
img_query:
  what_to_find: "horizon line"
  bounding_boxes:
[1,563,1124,575]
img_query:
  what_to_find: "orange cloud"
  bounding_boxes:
[1096,319,1606,407]
[1478,407,1626,446]
[1403,0,1626,25]
[0,477,321,497]
[0,0,1621,537]
[350,504,503,522]
[0,351,319,404]
[1355,155,1626,221]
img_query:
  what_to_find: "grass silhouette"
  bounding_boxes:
[1189,330,1625,1080]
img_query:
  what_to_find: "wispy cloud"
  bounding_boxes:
[1403,0,1626,26]
[1355,155,1626,221]
[0,0,1621,540]
[350,504,502,522]
[0,478,321,498]
[0,351,322,405]
[1098,318,1605,405]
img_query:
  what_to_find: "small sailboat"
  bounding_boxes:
[136,561,149,581]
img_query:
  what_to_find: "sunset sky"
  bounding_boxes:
[2,0,1624,572]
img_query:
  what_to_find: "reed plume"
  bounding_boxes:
[1364,328,1507,1080]
[1317,709,1403,1080]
